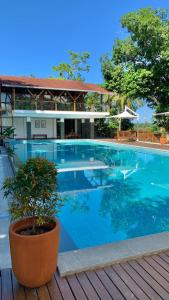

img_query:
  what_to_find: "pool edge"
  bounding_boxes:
[58,231,169,277]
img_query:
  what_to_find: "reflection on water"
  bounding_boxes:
[10,139,169,249]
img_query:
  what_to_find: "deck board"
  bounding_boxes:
[2,252,169,299]
[24,288,39,300]
[11,271,25,300]
[113,263,149,300]
[105,266,137,300]
[129,260,169,299]
[1,269,13,300]
[86,270,112,300]
[121,262,162,300]
[95,269,125,300]
[76,272,100,300]
[47,275,63,300]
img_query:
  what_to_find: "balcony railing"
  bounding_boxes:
[14,100,107,112]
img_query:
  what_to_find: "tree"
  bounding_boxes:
[101,8,169,128]
[52,50,91,81]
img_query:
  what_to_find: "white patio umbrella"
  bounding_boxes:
[107,106,139,140]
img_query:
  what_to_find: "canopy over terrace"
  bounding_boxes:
[107,105,139,129]
[0,75,112,139]
[107,106,139,141]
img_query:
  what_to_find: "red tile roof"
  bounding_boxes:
[0,75,112,95]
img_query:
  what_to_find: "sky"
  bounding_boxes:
[1,0,169,122]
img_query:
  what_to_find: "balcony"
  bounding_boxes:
[14,100,108,112]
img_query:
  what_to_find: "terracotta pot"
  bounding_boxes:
[160,137,167,145]
[9,217,60,288]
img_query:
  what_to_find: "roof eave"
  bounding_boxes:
[1,83,111,95]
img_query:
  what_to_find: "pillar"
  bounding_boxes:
[81,119,85,138]
[26,117,31,139]
[75,119,78,134]
[90,118,94,139]
[53,119,57,138]
[60,118,65,139]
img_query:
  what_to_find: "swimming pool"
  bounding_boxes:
[10,139,169,251]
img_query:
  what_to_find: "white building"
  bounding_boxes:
[0,75,111,139]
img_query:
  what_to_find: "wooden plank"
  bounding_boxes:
[121,262,161,300]
[137,258,169,292]
[152,254,169,272]
[86,270,112,300]
[66,275,88,300]
[24,288,39,300]
[1,269,13,300]
[11,271,25,300]
[159,252,169,264]
[129,260,169,300]
[105,266,137,300]
[55,271,75,300]
[47,275,63,300]
[96,269,125,300]
[37,285,51,300]
[76,272,100,300]
[144,256,169,282]
[113,263,149,300]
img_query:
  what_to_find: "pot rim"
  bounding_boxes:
[9,216,59,239]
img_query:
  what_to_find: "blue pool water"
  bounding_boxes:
[10,139,169,250]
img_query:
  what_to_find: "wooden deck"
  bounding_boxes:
[2,251,169,299]
[99,139,169,151]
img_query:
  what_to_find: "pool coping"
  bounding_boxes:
[92,139,169,154]
[58,231,169,277]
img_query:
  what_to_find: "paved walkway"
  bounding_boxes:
[2,250,169,299]
[0,147,13,269]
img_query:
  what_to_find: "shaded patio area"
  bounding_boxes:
[2,250,169,299]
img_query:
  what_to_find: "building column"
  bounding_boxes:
[60,118,65,139]
[75,119,78,134]
[90,118,94,139]
[53,119,57,138]
[81,119,85,138]
[26,117,31,139]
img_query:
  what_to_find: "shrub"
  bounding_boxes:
[3,157,62,234]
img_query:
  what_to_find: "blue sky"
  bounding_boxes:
[1,0,168,121]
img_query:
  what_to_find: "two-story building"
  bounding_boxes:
[0,75,111,139]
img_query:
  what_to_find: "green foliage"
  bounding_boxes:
[101,7,169,128]
[1,127,15,139]
[52,50,91,81]
[3,158,62,234]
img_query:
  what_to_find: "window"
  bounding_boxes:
[41,120,46,128]
[35,120,40,128]
[35,120,46,128]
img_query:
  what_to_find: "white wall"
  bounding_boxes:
[13,117,57,139]
[31,118,56,138]
[13,117,26,139]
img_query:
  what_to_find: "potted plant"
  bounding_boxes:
[3,157,62,288]
[160,128,167,144]
[0,126,15,146]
